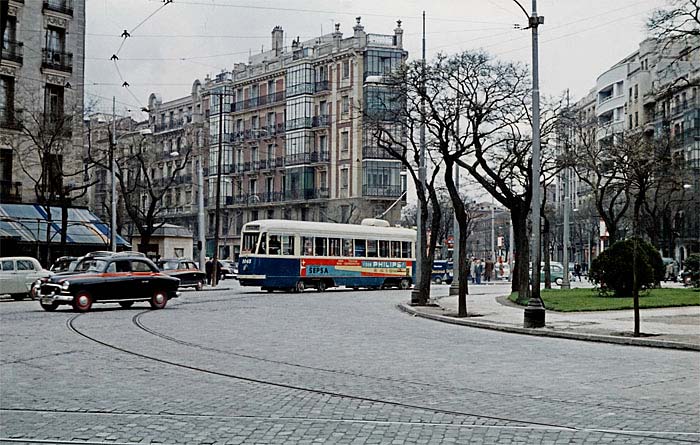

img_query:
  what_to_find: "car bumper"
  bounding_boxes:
[38,290,73,304]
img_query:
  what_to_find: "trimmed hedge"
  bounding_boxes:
[589,238,664,297]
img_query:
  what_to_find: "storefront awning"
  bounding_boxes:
[0,204,130,247]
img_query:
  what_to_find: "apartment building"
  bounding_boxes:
[144,80,209,250]
[1,0,86,205]
[204,19,407,259]
[557,36,700,263]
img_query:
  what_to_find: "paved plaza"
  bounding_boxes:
[1,282,699,444]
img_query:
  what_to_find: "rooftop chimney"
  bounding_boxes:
[272,26,284,56]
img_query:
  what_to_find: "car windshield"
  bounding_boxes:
[158,261,179,270]
[75,259,108,273]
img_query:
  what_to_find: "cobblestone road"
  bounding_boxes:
[1,283,698,444]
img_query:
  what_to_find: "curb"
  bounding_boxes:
[398,303,700,351]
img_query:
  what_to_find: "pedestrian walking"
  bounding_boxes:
[205,258,213,285]
[470,259,477,284]
[476,259,483,285]
[484,259,494,282]
[574,262,582,282]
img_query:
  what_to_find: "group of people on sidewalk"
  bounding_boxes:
[468,258,496,284]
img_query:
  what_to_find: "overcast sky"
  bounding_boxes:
[85,0,663,117]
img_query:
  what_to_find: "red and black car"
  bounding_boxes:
[37,253,179,312]
[157,259,207,291]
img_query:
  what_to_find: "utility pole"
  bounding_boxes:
[561,89,571,289]
[197,157,206,271]
[111,96,117,252]
[522,0,546,328]
[211,93,224,287]
[411,11,427,305]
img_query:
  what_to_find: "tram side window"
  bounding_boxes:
[354,239,366,257]
[314,237,328,256]
[257,233,267,254]
[302,237,313,255]
[242,232,259,254]
[282,235,295,255]
[401,241,412,258]
[343,239,353,257]
[391,241,401,258]
[268,234,281,255]
[378,240,390,258]
[329,238,341,256]
[367,240,378,257]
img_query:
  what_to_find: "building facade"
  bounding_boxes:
[557,37,700,264]
[1,0,86,206]
[204,19,408,259]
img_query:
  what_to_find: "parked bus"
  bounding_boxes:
[237,219,416,292]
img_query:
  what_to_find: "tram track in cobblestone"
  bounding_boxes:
[59,312,700,443]
[132,306,698,419]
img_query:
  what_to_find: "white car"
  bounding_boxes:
[0,257,52,300]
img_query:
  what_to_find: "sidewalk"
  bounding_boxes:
[399,284,700,351]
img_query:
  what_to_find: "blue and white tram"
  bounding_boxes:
[237,219,416,292]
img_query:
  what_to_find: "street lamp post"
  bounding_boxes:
[511,0,546,328]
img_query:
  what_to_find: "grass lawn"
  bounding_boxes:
[508,287,700,312]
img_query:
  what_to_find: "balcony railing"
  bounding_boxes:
[311,114,331,128]
[154,117,184,133]
[285,188,329,201]
[286,117,312,131]
[0,180,22,203]
[42,48,73,73]
[362,185,403,197]
[314,80,330,93]
[0,107,20,130]
[43,0,73,16]
[285,151,330,166]
[2,40,23,65]
[230,91,286,113]
[362,146,396,159]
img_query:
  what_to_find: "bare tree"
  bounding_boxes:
[648,0,700,44]
[363,71,445,305]
[9,87,94,263]
[88,127,193,253]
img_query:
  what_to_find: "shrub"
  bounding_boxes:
[589,238,664,297]
[683,253,700,287]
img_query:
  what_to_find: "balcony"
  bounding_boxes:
[362,185,403,197]
[362,146,396,159]
[0,107,20,130]
[1,40,23,65]
[285,188,329,201]
[43,0,73,16]
[0,181,22,203]
[314,80,330,93]
[42,49,73,73]
[285,151,329,166]
[230,91,286,113]
[286,117,312,131]
[154,117,184,133]
[311,114,331,128]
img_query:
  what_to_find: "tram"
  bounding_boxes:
[237,219,416,292]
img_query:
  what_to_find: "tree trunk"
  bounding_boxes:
[44,205,52,266]
[543,215,551,289]
[60,198,69,257]
[416,196,432,305]
[457,221,470,316]
[632,196,644,337]
[511,208,530,304]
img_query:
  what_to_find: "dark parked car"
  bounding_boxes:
[37,253,179,312]
[157,259,206,290]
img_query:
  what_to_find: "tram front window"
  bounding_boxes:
[242,232,260,254]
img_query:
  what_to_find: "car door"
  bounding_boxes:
[0,259,21,294]
[107,260,133,300]
[130,259,156,297]
[16,259,39,294]
[177,261,192,286]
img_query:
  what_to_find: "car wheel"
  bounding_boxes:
[119,301,134,309]
[72,291,93,312]
[295,280,305,293]
[40,301,58,311]
[555,277,563,286]
[399,278,411,290]
[433,277,442,284]
[10,293,26,301]
[316,280,327,292]
[150,290,168,309]
[195,280,204,291]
